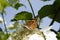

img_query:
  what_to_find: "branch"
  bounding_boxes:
[58,24,60,32]
[1,11,8,33]
[49,14,57,26]
[42,32,46,40]
[27,0,41,29]
[28,0,35,18]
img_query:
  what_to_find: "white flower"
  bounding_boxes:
[43,31,57,40]
[40,26,57,40]
[28,34,44,40]
[0,17,3,23]
[11,26,57,40]
[27,30,57,40]
[40,26,52,32]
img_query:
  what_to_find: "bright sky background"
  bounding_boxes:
[0,0,60,31]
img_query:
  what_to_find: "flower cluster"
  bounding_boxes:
[7,26,57,40]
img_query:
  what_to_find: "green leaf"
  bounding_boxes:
[57,32,60,40]
[0,31,4,40]
[14,3,25,10]
[11,11,32,21]
[0,0,10,12]
[38,5,54,19]
[0,28,2,32]
[8,0,19,5]
[0,31,4,36]
[38,0,60,23]
[0,33,10,40]
[3,33,10,40]
[0,30,10,40]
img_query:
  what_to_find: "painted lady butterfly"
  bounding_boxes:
[24,16,38,30]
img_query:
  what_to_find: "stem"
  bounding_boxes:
[1,11,8,33]
[58,24,60,32]
[28,0,35,18]
[27,0,40,29]
[42,32,46,40]
[49,18,55,26]
[49,14,57,26]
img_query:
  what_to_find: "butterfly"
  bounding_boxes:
[24,16,38,30]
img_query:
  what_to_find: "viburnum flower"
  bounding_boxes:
[28,34,44,40]
[43,31,57,40]
[40,26,57,40]
[23,26,57,40]
[7,25,57,40]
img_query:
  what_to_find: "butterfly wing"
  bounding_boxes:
[24,19,36,30]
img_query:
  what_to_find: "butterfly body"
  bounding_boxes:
[23,15,38,30]
[24,19,37,30]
